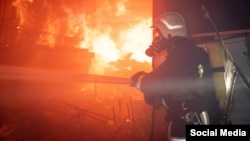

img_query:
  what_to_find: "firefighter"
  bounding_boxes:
[130,12,220,141]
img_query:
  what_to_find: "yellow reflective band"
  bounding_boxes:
[197,64,204,79]
[200,111,210,125]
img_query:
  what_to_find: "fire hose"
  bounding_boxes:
[0,66,131,84]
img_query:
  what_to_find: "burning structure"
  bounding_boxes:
[0,0,156,141]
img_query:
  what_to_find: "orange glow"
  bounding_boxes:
[36,20,59,47]
[12,0,33,26]
[118,19,152,63]
[80,18,152,73]
[1,1,157,140]
[11,0,153,75]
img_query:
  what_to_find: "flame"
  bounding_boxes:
[11,0,152,75]
[118,19,152,63]
[12,0,33,26]
[4,1,152,132]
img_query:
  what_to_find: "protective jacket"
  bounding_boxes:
[139,37,220,123]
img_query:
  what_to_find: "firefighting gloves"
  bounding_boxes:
[130,71,148,89]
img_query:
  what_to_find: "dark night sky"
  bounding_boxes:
[162,0,250,35]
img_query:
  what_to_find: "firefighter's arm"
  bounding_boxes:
[130,71,147,89]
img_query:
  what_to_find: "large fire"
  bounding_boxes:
[0,1,159,140]
[11,0,153,75]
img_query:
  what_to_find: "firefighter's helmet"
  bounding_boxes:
[153,12,188,39]
[147,12,188,69]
